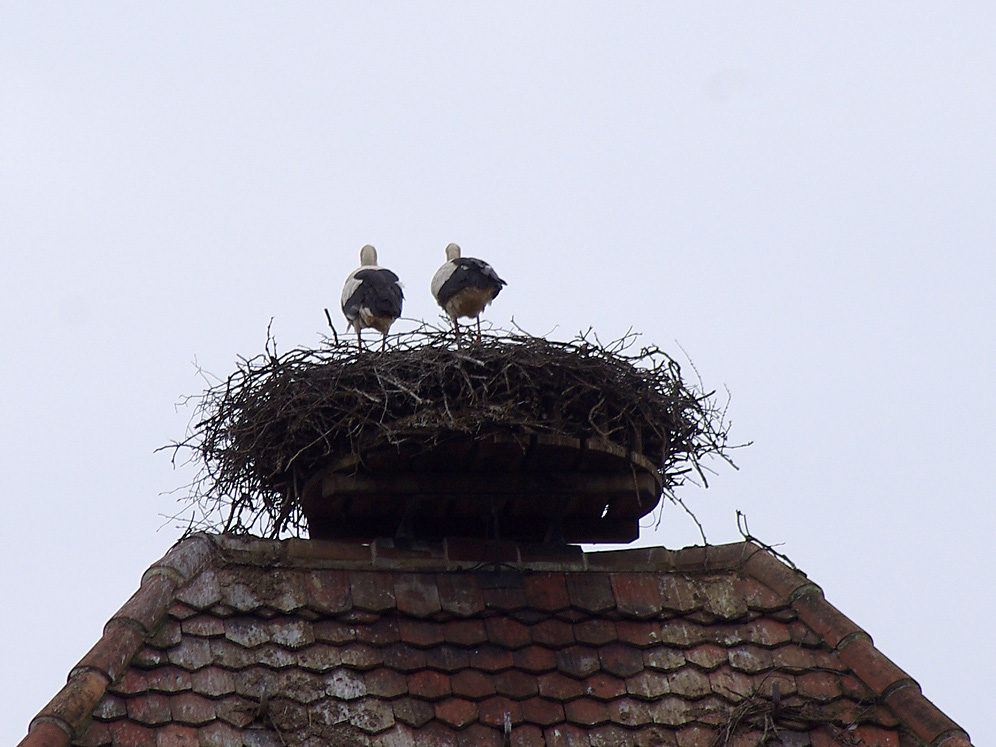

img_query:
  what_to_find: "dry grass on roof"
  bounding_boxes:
[167,325,737,536]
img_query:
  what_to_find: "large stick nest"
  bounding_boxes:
[170,326,736,537]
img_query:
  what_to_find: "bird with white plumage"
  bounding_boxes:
[341,244,404,350]
[431,243,506,338]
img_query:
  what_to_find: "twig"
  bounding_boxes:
[323,308,339,345]
[736,511,799,571]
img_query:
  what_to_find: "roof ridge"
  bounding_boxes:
[204,532,762,574]
[743,546,972,747]
[16,534,215,747]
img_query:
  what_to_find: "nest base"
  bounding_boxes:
[302,434,663,543]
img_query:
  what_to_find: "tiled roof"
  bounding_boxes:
[18,534,972,747]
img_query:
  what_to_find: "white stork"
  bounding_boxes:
[341,244,404,350]
[430,243,506,338]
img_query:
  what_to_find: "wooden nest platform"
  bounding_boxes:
[171,327,734,540]
[303,434,664,543]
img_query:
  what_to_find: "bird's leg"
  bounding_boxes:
[356,328,364,350]
[476,316,482,341]
[381,333,388,351]
[452,318,461,340]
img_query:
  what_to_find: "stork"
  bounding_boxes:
[430,243,506,338]
[341,244,404,350]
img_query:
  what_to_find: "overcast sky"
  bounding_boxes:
[2,4,993,745]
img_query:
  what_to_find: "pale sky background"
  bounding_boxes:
[2,4,993,745]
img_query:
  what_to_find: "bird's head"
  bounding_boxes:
[445,243,461,261]
[360,244,378,266]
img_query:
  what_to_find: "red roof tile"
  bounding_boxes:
[435,697,479,729]
[15,534,973,747]
[530,618,575,648]
[522,573,571,612]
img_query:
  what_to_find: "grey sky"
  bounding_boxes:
[2,4,993,743]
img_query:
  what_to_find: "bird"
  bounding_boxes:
[430,243,506,338]
[341,244,404,350]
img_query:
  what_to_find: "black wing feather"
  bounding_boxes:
[343,268,404,320]
[436,258,506,307]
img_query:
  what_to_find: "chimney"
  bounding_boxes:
[300,432,662,544]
